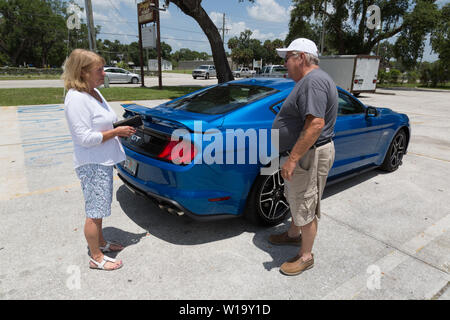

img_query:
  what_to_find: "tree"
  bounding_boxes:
[172,48,209,62]
[431,3,450,70]
[169,0,239,82]
[146,41,172,60]
[228,31,286,67]
[287,0,440,67]
[377,41,395,68]
[228,29,255,66]
[0,0,68,67]
[262,39,284,65]
[388,68,402,83]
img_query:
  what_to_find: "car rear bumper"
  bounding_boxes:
[117,170,239,221]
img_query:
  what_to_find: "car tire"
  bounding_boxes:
[245,169,290,226]
[205,73,209,80]
[193,76,197,79]
[131,77,139,84]
[236,74,240,78]
[380,129,407,172]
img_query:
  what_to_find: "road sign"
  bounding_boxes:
[138,0,156,24]
[142,25,156,49]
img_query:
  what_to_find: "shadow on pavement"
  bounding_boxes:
[115,168,386,270]
[250,168,386,271]
[116,184,262,246]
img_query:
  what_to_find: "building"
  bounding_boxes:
[148,59,172,71]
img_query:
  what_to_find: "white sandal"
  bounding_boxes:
[99,241,123,253]
[89,255,123,271]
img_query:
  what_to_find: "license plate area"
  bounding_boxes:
[123,157,138,176]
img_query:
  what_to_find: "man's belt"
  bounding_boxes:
[280,138,332,157]
[311,137,333,149]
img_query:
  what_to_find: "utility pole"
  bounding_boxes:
[218,13,230,43]
[156,0,162,89]
[84,0,96,51]
[137,11,145,87]
[320,1,327,56]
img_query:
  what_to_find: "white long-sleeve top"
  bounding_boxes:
[64,88,126,168]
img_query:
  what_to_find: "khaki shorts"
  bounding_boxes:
[282,141,335,226]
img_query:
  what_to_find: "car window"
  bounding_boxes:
[164,84,279,115]
[105,69,115,73]
[273,66,287,72]
[198,66,208,69]
[338,92,365,115]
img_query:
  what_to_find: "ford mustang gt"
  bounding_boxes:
[116,78,410,226]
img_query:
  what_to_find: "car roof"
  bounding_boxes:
[230,77,295,92]
[229,77,350,98]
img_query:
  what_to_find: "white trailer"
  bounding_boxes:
[318,55,380,94]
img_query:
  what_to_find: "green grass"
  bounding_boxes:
[0,86,205,106]
[0,74,62,80]
[163,69,193,74]
[377,83,450,90]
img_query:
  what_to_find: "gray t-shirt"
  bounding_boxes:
[272,68,338,153]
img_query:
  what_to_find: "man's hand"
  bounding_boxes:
[281,115,324,181]
[281,157,297,181]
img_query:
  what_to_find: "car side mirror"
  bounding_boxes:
[365,106,378,118]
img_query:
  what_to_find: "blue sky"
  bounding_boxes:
[71,0,444,61]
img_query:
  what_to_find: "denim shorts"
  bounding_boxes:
[75,164,114,219]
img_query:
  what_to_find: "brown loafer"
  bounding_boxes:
[268,231,302,246]
[280,254,314,276]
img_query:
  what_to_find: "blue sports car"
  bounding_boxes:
[116,78,410,226]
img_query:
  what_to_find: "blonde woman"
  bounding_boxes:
[63,49,136,271]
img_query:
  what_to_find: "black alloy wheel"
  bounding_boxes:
[246,169,290,226]
[380,130,407,172]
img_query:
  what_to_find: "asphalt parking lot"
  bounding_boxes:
[0,88,449,300]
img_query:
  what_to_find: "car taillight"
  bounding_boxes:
[373,79,377,83]
[158,140,197,165]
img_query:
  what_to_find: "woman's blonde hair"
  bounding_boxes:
[62,49,105,92]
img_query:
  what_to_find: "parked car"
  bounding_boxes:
[257,65,288,78]
[104,67,141,84]
[116,78,410,226]
[233,67,256,78]
[192,65,216,79]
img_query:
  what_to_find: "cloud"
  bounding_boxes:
[246,0,291,23]
[209,11,281,43]
[160,8,171,20]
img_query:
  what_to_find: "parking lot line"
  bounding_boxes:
[7,176,120,200]
[0,106,29,200]
[409,152,450,163]
[322,213,450,300]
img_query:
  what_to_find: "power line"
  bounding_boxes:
[106,0,137,33]
[98,32,138,37]
[98,32,210,44]
[161,37,209,43]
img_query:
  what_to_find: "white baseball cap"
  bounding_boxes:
[276,38,319,58]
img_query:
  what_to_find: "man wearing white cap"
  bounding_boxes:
[270,38,338,276]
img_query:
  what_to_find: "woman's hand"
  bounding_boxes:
[114,126,136,138]
[102,126,136,142]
